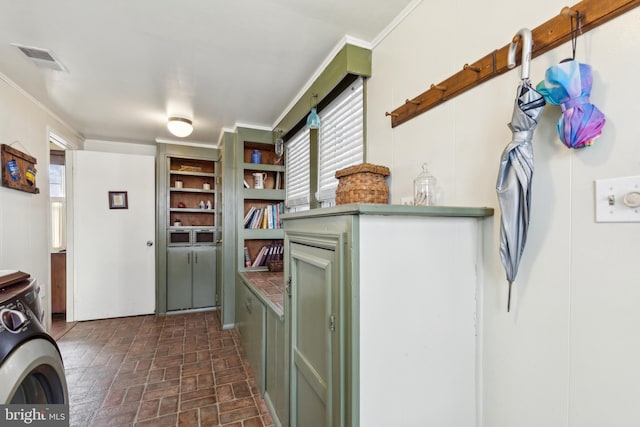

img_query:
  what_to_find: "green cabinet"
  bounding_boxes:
[282,204,493,427]
[236,273,287,427]
[235,279,266,392]
[155,144,221,315]
[265,309,287,427]
[167,246,216,310]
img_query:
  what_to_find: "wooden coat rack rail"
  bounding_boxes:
[386,0,640,128]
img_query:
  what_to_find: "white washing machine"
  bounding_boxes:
[0,271,68,404]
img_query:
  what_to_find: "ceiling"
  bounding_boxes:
[0,0,416,147]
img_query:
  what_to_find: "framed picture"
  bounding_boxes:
[108,191,128,209]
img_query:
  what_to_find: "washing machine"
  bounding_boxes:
[0,270,68,404]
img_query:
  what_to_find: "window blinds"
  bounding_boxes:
[317,77,364,203]
[285,127,310,208]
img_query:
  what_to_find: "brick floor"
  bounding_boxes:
[56,311,273,427]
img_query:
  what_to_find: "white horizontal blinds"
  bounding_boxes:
[285,127,310,208]
[318,77,364,203]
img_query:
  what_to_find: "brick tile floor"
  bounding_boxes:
[56,311,273,427]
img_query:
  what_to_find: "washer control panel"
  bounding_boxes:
[0,297,32,334]
[0,306,29,333]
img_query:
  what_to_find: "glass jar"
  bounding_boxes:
[413,163,437,206]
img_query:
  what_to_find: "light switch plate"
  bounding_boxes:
[595,175,640,222]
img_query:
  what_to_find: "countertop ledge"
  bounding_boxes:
[238,271,284,318]
[281,203,494,220]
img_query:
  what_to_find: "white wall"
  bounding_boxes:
[367,2,640,426]
[0,75,82,327]
[84,139,156,156]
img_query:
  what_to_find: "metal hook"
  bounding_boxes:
[508,28,533,80]
[430,84,447,91]
[385,111,399,117]
[405,99,421,105]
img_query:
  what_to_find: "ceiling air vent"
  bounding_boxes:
[12,44,67,72]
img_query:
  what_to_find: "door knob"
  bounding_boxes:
[146,241,154,246]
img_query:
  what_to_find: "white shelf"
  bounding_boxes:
[169,208,215,213]
[170,187,216,193]
[170,170,215,177]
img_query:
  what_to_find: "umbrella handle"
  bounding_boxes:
[508,28,532,80]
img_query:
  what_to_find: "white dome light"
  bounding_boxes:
[167,116,193,138]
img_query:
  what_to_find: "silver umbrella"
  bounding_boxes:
[496,29,545,311]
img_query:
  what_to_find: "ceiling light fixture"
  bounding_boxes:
[167,116,193,138]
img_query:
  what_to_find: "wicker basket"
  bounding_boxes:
[335,163,390,205]
[267,260,283,272]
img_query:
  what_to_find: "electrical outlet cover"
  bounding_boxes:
[594,175,640,222]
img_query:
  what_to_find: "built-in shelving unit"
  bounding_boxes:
[236,128,285,272]
[155,144,221,315]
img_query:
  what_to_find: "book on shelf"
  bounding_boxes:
[275,172,281,190]
[244,203,285,229]
[249,209,263,229]
[243,207,256,227]
[244,246,251,268]
[266,205,273,229]
[251,245,268,267]
[249,241,283,267]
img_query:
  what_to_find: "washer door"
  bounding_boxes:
[0,339,68,404]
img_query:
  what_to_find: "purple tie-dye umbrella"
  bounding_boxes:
[536,60,605,149]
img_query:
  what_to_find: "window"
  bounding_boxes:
[285,127,310,211]
[283,76,365,209]
[317,77,364,205]
[49,158,66,251]
[49,164,65,198]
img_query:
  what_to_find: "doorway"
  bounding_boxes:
[48,132,74,338]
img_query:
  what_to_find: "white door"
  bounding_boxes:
[72,151,155,321]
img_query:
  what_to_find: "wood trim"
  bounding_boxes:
[387,0,640,127]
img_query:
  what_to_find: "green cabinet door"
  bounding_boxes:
[289,242,342,427]
[265,310,286,426]
[192,246,216,308]
[236,280,266,393]
[167,247,193,310]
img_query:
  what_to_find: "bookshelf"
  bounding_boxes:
[236,128,285,271]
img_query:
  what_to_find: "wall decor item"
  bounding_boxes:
[108,191,128,209]
[1,144,40,194]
